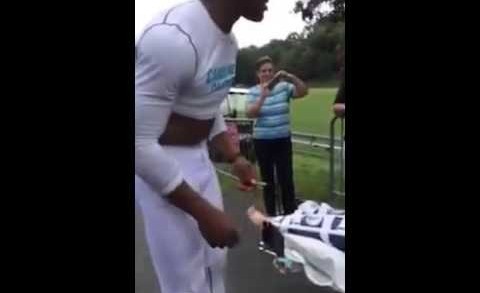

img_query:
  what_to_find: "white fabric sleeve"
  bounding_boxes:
[135,25,196,196]
[208,110,227,140]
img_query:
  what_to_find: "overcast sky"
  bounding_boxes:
[135,0,308,48]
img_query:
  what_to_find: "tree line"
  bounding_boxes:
[235,0,345,87]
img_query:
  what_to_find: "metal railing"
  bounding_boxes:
[291,131,342,150]
[213,116,346,202]
[329,117,345,200]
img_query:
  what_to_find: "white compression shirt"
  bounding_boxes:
[135,0,238,196]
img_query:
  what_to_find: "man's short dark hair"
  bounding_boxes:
[255,56,273,71]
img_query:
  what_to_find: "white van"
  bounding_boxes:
[220,87,250,117]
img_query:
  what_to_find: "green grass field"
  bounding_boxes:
[290,88,344,206]
[218,87,344,208]
[290,88,338,135]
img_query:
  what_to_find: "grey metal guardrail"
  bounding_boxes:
[329,117,345,200]
[291,131,342,150]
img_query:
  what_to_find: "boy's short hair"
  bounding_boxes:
[255,56,273,71]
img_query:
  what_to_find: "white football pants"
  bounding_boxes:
[136,141,226,293]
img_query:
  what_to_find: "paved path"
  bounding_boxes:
[135,189,335,293]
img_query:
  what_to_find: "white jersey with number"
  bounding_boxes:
[271,201,346,292]
[135,0,238,196]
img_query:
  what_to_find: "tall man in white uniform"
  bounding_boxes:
[135,0,269,292]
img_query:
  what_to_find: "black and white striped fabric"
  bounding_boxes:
[271,201,345,252]
[270,201,345,292]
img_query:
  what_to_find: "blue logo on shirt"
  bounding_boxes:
[206,64,235,92]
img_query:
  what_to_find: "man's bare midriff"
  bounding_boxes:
[158,112,215,145]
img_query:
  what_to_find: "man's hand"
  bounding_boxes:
[247,206,270,228]
[333,103,345,117]
[196,204,239,249]
[231,156,257,192]
[167,181,240,249]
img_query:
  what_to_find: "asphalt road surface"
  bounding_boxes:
[135,188,335,293]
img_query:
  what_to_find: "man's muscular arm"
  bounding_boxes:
[209,112,257,191]
[136,25,239,248]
